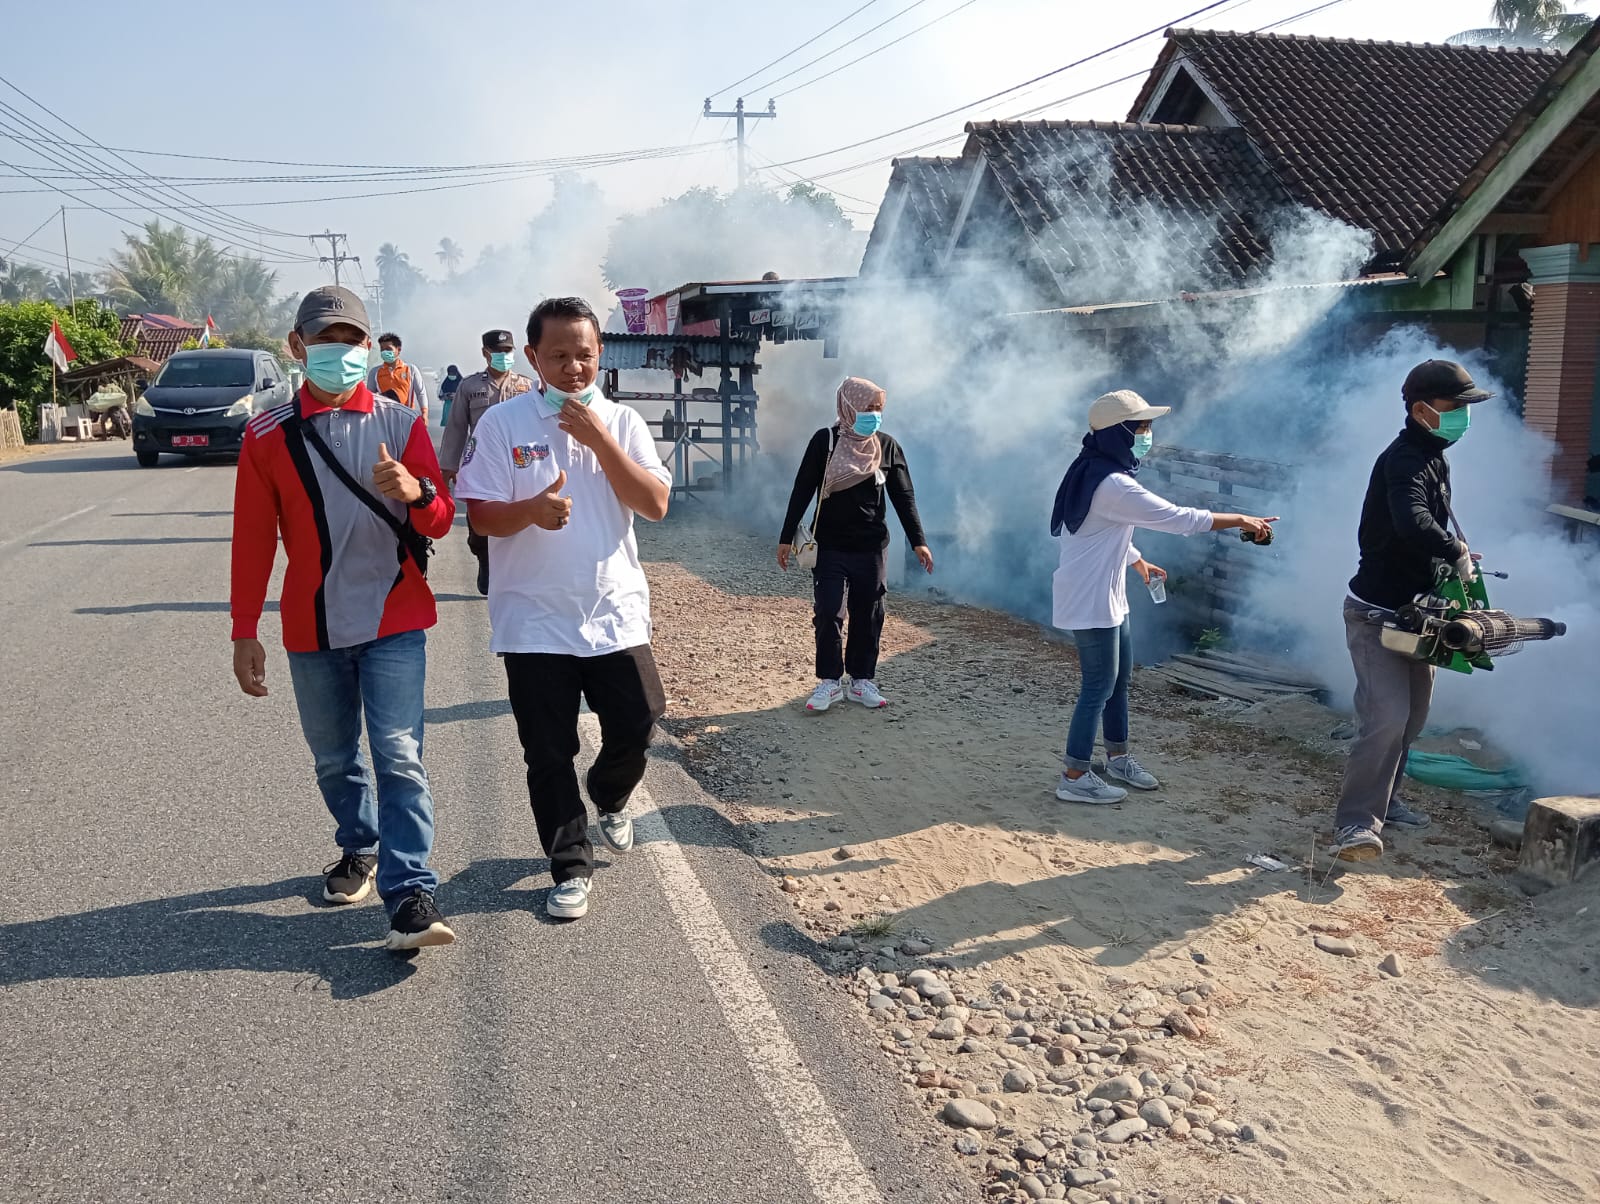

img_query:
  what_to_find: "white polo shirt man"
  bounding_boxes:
[454,389,669,652]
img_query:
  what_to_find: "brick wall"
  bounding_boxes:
[1523,279,1600,500]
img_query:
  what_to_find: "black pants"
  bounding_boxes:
[503,646,666,883]
[466,521,489,581]
[813,545,887,681]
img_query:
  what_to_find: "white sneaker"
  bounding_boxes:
[597,807,634,853]
[1106,754,1160,791]
[1055,770,1127,805]
[806,679,844,713]
[848,679,889,709]
[547,876,591,919]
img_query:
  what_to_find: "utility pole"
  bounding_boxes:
[60,206,73,307]
[309,230,359,289]
[365,281,385,333]
[702,97,777,190]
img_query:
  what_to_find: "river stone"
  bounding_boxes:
[943,1098,999,1130]
[1100,1118,1148,1144]
[1093,1074,1142,1103]
[1138,1099,1175,1128]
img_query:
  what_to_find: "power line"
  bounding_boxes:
[1,210,58,262]
[709,0,886,100]
[0,71,313,251]
[749,0,939,98]
[764,0,1232,171]
[772,0,985,100]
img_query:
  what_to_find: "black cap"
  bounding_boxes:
[1402,359,1494,404]
[482,329,515,351]
[295,285,371,338]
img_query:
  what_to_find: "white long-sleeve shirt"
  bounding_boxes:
[1051,473,1213,631]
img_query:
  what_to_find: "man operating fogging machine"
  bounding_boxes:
[1329,360,1569,862]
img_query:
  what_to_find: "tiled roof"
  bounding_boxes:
[960,120,1294,296]
[118,313,203,364]
[1133,29,1562,265]
[1404,19,1600,266]
[860,156,970,274]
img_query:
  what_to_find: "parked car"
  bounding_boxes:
[132,349,293,467]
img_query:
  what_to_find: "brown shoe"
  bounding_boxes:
[323,852,377,903]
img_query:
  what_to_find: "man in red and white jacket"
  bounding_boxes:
[230,285,457,951]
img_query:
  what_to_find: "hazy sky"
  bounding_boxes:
[0,0,1524,299]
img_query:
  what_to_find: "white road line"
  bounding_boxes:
[594,719,885,1204]
[0,504,98,550]
[185,466,200,473]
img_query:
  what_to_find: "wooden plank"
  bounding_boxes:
[1174,652,1321,691]
[1149,665,1275,704]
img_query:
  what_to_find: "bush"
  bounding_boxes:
[0,300,131,439]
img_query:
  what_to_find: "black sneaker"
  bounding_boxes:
[323,852,377,904]
[386,891,456,950]
[476,557,490,597]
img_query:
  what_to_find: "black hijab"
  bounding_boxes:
[1050,423,1140,537]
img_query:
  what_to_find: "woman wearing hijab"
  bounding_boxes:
[438,364,463,428]
[779,377,934,713]
[1050,390,1277,803]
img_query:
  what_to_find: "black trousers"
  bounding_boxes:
[466,521,489,578]
[503,646,666,883]
[813,545,887,681]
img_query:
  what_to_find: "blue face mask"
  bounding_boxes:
[302,342,370,394]
[853,412,883,437]
[1131,432,1154,459]
[380,348,397,364]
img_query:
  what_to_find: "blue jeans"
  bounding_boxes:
[1064,618,1132,771]
[286,628,438,911]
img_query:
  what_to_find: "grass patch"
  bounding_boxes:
[849,914,901,941]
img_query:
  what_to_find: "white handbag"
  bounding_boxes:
[793,430,837,570]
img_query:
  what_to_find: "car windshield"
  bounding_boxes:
[154,356,254,388]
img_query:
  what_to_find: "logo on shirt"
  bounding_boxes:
[511,442,549,468]
[460,435,477,467]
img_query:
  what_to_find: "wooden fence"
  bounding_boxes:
[0,408,23,452]
[1141,445,1293,635]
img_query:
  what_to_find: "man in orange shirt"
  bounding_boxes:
[368,331,428,421]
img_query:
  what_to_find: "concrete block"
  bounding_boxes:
[1517,796,1600,889]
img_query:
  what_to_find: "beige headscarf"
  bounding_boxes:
[821,377,886,498]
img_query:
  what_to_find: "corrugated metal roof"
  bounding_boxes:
[601,332,759,371]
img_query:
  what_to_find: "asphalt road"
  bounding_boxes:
[0,440,970,1204]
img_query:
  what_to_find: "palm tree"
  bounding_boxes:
[0,261,51,302]
[102,220,196,315]
[375,242,411,278]
[44,271,101,305]
[1450,1,1594,49]
[436,237,464,276]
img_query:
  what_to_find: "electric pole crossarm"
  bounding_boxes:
[702,97,777,189]
[309,230,358,289]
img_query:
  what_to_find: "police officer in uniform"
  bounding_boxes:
[440,329,536,594]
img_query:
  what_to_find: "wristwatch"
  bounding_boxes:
[409,475,438,509]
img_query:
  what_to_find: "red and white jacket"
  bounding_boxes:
[231,382,455,653]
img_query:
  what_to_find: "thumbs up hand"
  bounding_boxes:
[531,468,573,531]
[373,440,422,503]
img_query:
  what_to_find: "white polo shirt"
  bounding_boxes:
[453,388,670,656]
[1052,473,1213,632]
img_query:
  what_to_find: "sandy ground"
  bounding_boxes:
[641,504,1599,1204]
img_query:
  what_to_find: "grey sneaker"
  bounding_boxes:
[1056,770,1128,805]
[547,876,592,920]
[1384,797,1431,830]
[1329,825,1383,862]
[1106,754,1160,791]
[323,851,377,904]
[597,807,634,853]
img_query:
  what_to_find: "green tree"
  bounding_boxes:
[0,299,132,438]
[102,220,195,315]
[1450,1,1593,48]
[436,237,464,275]
[44,271,102,306]
[0,261,51,303]
[375,242,424,320]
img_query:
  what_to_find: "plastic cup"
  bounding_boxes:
[1148,576,1167,604]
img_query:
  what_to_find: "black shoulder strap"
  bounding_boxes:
[295,411,431,576]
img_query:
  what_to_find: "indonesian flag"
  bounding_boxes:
[199,315,218,348]
[43,320,76,373]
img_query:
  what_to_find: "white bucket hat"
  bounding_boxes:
[1087,389,1171,431]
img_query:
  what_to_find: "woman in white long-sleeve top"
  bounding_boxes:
[1049,390,1278,804]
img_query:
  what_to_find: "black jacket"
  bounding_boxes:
[780,426,926,554]
[1348,419,1466,611]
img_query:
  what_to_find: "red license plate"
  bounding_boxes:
[172,434,210,448]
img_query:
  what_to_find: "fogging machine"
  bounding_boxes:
[1379,563,1566,674]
